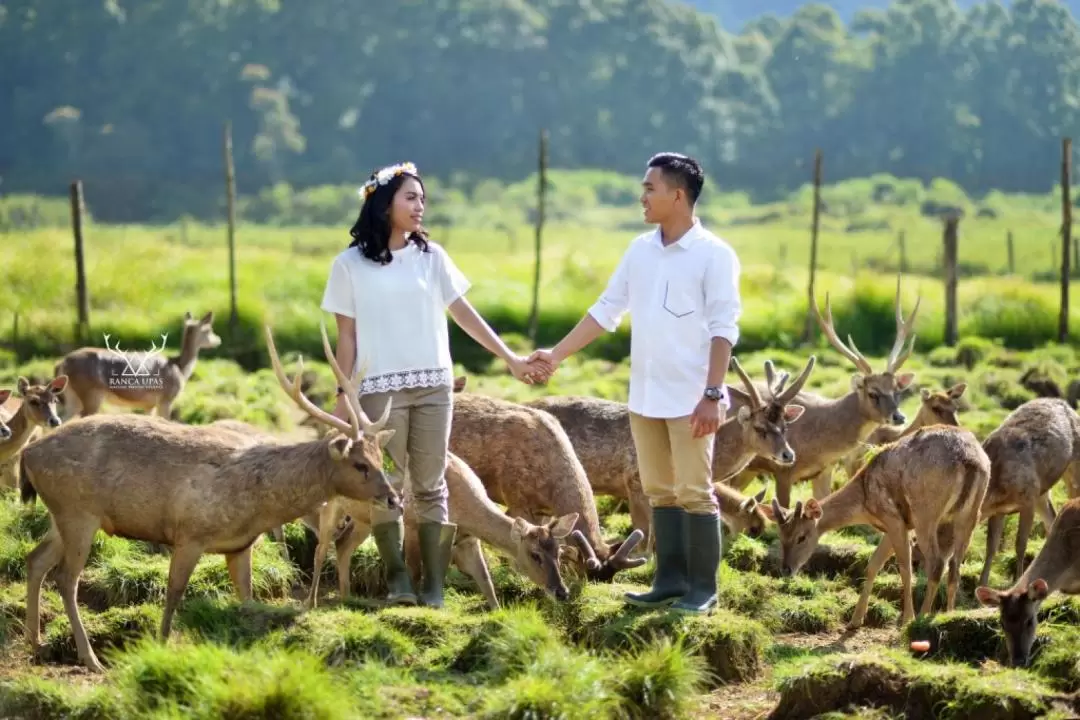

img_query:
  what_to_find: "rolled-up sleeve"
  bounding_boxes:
[704,243,741,347]
[587,245,633,331]
[321,255,355,318]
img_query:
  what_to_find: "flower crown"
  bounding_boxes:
[358,161,418,200]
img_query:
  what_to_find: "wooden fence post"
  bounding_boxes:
[70,180,89,344]
[224,120,239,340]
[803,149,823,344]
[1060,137,1072,343]
[943,213,959,347]
[527,129,548,344]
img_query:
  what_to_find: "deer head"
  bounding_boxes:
[266,321,397,506]
[916,383,966,427]
[453,375,468,393]
[729,355,814,465]
[975,579,1049,667]
[509,512,579,601]
[16,376,68,429]
[730,487,770,539]
[185,310,223,350]
[811,275,920,426]
[763,497,824,577]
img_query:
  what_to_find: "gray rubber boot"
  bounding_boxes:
[624,507,688,608]
[417,522,457,608]
[671,511,721,614]
[371,520,418,605]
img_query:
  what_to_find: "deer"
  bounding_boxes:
[975,498,1080,668]
[19,321,398,673]
[838,383,967,480]
[0,377,68,490]
[54,310,221,420]
[729,275,921,509]
[448,391,645,582]
[0,388,13,442]
[762,425,990,629]
[524,355,816,551]
[977,398,1080,588]
[300,451,580,610]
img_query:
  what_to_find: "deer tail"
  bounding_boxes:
[19,460,37,505]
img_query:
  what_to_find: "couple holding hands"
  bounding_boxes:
[321,152,742,614]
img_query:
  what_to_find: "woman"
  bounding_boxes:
[320,161,549,608]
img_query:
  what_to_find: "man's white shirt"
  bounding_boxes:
[587,218,741,419]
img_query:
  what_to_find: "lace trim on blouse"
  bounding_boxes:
[358,367,452,395]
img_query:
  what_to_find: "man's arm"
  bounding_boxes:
[703,244,742,388]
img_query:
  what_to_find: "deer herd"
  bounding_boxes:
[1,278,1079,672]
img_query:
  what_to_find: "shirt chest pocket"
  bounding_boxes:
[661,278,701,319]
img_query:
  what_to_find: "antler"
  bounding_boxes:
[885,274,920,374]
[772,355,817,405]
[606,529,646,570]
[729,356,762,410]
[764,360,790,397]
[809,286,874,375]
[317,319,392,434]
[266,325,360,439]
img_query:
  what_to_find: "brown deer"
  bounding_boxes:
[301,451,580,610]
[0,377,68,490]
[976,498,1080,667]
[838,383,966,480]
[0,388,13,442]
[763,425,990,629]
[525,355,816,550]
[977,398,1080,588]
[19,322,397,672]
[54,310,221,420]
[449,391,644,581]
[730,276,921,508]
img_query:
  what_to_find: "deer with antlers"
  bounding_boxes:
[763,425,990,629]
[730,276,921,508]
[525,355,815,551]
[0,377,68,490]
[448,391,644,582]
[975,498,1080,667]
[54,310,221,420]
[19,321,398,672]
[977,398,1080,588]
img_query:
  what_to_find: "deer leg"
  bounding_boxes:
[269,525,290,562]
[155,397,174,420]
[25,522,64,649]
[888,524,915,626]
[774,471,794,510]
[1013,505,1036,582]
[979,514,1004,587]
[453,537,499,610]
[53,518,101,672]
[160,543,205,641]
[849,536,894,630]
[1036,492,1056,529]
[917,522,945,618]
[811,467,834,500]
[77,391,104,418]
[334,520,371,600]
[305,506,342,609]
[947,514,979,613]
[1063,462,1080,499]
[226,547,253,603]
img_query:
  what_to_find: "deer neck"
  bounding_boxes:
[712,418,756,476]
[231,440,340,527]
[831,392,882,446]
[817,475,874,534]
[0,408,37,459]
[170,331,201,379]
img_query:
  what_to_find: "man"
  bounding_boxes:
[528,152,741,614]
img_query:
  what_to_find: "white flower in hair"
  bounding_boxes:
[358,161,419,200]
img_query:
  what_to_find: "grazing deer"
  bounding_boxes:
[301,451,581,610]
[0,377,68,490]
[763,425,990,629]
[19,322,397,672]
[838,383,966,480]
[730,276,921,508]
[525,355,815,550]
[449,391,644,581]
[977,398,1080,588]
[54,311,221,420]
[976,498,1080,667]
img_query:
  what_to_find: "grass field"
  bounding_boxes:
[2,173,1080,718]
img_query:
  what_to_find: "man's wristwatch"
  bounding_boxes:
[703,385,726,403]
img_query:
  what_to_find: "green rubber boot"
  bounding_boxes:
[417,522,457,609]
[624,507,688,608]
[671,511,721,614]
[371,520,418,606]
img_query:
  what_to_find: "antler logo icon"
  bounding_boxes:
[103,332,169,389]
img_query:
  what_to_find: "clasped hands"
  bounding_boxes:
[506,348,559,385]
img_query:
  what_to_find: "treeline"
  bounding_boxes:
[1,0,1078,222]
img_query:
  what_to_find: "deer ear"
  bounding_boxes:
[782,405,804,423]
[770,498,788,524]
[738,495,758,513]
[511,517,531,543]
[737,405,751,422]
[896,372,915,391]
[0,389,10,405]
[453,376,467,392]
[920,388,931,401]
[17,377,30,395]
[754,487,768,504]
[549,512,579,539]
[948,382,967,399]
[975,586,1002,607]
[804,498,823,520]
[201,311,214,325]
[374,429,395,448]
[328,435,353,459]
[851,374,866,391]
[1029,578,1050,601]
[50,375,68,394]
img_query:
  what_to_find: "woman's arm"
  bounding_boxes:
[447,296,550,382]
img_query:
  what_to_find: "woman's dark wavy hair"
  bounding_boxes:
[348,169,429,265]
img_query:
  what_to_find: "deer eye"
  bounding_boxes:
[797,535,807,544]
[352,462,370,474]
[529,551,542,564]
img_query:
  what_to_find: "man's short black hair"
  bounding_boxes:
[647,152,705,205]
